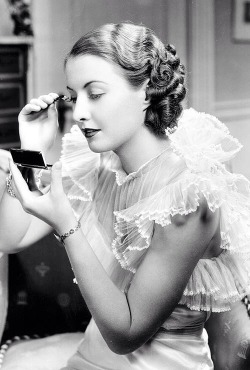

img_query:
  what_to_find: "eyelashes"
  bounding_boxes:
[68,96,77,103]
[60,93,104,104]
[55,95,73,103]
[55,94,105,103]
[89,93,103,100]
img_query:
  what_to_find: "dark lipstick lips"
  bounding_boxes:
[81,128,101,138]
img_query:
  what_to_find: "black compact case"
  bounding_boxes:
[10,148,52,169]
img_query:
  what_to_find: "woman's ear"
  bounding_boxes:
[141,79,150,110]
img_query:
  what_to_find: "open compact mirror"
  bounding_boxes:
[10,148,52,170]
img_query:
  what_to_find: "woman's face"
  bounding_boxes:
[65,54,148,154]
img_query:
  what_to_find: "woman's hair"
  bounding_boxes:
[65,22,186,135]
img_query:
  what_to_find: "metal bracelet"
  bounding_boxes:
[6,173,16,198]
[55,220,81,245]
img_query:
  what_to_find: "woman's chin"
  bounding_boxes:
[87,140,112,153]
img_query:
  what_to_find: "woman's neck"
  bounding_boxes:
[115,127,169,175]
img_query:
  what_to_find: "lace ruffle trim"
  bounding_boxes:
[168,108,243,174]
[61,125,100,205]
[179,251,250,312]
[60,111,250,312]
[111,168,250,276]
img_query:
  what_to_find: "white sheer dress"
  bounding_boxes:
[58,108,250,370]
[2,108,249,370]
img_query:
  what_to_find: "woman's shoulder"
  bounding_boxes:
[169,192,214,229]
[168,107,242,174]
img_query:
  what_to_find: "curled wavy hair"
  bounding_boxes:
[65,22,186,136]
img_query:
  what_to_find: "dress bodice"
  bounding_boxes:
[60,108,250,313]
[162,305,210,335]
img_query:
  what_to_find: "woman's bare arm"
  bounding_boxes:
[8,153,220,353]
[0,189,53,253]
[0,93,59,253]
[63,197,220,354]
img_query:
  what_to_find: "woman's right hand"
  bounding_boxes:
[18,93,59,153]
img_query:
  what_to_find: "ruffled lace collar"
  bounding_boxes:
[109,146,171,186]
[61,108,250,312]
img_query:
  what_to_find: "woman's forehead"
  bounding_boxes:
[66,55,120,79]
[65,55,127,89]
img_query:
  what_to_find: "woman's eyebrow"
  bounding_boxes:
[67,81,108,91]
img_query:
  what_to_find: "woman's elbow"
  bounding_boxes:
[106,334,143,355]
[0,240,22,254]
[108,343,138,355]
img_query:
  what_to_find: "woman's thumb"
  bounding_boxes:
[51,161,63,193]
[48,103,58,120]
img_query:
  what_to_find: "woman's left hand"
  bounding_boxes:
[0,149,11,173]
[9,160,76,233]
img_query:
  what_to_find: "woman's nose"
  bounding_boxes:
[72,97,91,123]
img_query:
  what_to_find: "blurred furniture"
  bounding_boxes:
[0,170,8,344]
[0,37,33,149]
[2,232,91,342]
[0,156,90,342]
[0,167,89,369]
[205,300,250,370]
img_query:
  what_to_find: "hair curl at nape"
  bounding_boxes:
[65,22,186,136]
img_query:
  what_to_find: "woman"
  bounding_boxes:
[46,96,74,164]
[0,150,10,175]
[0,22,249,369]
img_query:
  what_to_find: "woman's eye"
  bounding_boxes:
[89,93,103,100]
[69,97,77,103]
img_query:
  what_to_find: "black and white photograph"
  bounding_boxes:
[0,1,250,369]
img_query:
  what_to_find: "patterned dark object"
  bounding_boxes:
[2,232,91,342]
[7,0,34,36]
[205,300,250,369]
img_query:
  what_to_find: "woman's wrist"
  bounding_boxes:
[54,219,81,245]
[54,213,81,246]
[53,209,79,236]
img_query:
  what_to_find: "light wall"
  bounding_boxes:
[32,0,170,96]
[0,0,13,35]
[1,0,250,177]
[215,0,250,102]
[0,0,186,99]
[214,0,250,178]
[2,0,249,105]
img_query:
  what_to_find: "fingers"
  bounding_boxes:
[47,92,59,101]
[20,103,43,115]
[8,160,42,216]
[29,98,48,109]
[0,149,11,160]
[0,160,9,173]
[0,150,10,172]
[20,93,59,115]
[9,160,31,202]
